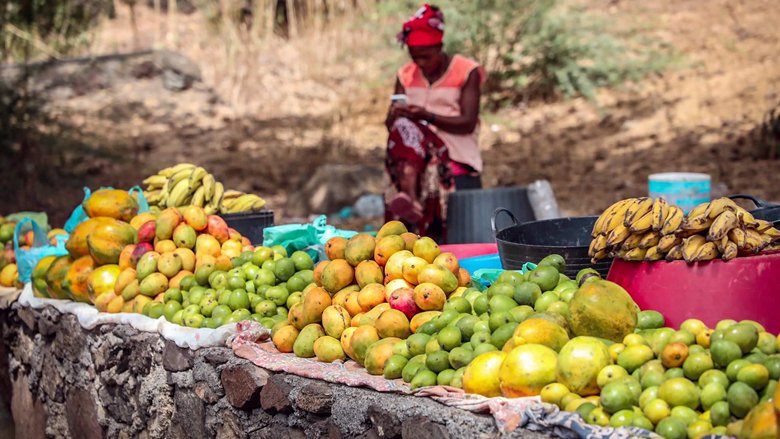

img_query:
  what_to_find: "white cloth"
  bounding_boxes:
[18,283,236,349]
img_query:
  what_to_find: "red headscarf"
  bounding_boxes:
[397,4,445,47]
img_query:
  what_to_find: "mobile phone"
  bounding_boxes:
[391,94,408,107]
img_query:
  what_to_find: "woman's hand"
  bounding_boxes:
[392,104,430,121]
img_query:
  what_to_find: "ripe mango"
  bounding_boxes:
[173,248,196,272]
[374,235,406,266]
[121,279,140,301]
[130,213,157,231]
[412,236,440,263]
[182,205,208,231]
[345,234,376,267]
[322,305,352,338]
[155,239,177,254]
[344,290,363,317]
[173,223,197,249]
[155,208,183,241]
[400,233,418,252]
[350,325,380,365]
[365,337,402,375]
[376,220,408,239]
[332,285,358,310]
[402,256,429,285]
[457,268,472,287]
[350,313,364,328]
[168,270,192,289]
[313,260,328,286]
[341,327,358,360]
[325,237,347,261]
[273,325,299,353]
[301,287,332,325]
[206,215,230,244]
[358,303,391,327]
[140,273,168,297]
[375,309,411,339]
[418,265,459,294]
[320,259,354,294]
[313,336,346,363]
[157,252,183,278]
[413,283,447,311]
[384,278,414,301]
[288,302,305,330]
[136,251,160,280]
[293,324,325,358]
[114,268,137,295]
[433,252,460,275]
[355,260,383,288]
[357,284,386,313]
[384,250,412,282]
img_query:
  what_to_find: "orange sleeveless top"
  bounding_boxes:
[397,54,486,172]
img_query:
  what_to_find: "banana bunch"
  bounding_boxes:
[589,197,780,264]
[142,163,266,215]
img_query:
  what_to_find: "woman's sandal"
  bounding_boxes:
[388,192,424,223]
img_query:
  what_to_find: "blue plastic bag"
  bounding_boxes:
[471,262,538,291]
[262,215,357,261]
[14,218,69,283]
[64,186,149,232]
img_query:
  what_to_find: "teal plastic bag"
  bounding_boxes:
[14,218,69,283]
[262,215,357,261]
[471,263,538,291]
[64,186,149,232]
[5,212,50,232]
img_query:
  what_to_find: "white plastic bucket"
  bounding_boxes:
[648,172,711,212]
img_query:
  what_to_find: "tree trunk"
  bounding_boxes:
[286,0,298,38]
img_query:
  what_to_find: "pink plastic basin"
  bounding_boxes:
[439,243,498,260]
[607,251,780,333]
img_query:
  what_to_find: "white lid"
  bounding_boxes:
[648,172,711,182]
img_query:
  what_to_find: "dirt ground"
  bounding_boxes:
[2,0,779,226]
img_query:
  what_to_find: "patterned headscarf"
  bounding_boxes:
[397,4,445,47]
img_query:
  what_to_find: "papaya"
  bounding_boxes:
[87,264,121,303]
[45,256,73,300]
[86,219,137,265]
[568,279,637,343]
[32,255,57,298]
[62,255,96,303]
[66,217,113,258]
[83,188,139,221]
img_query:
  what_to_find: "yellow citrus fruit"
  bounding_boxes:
[511,318,569,352]
[499,344,557,397]
[540,382,570,407]
[463,351,507,397]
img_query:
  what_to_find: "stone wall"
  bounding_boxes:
[0,304,548,439]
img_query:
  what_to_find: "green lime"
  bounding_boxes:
[163,301,183,321]
[486,282,515,299]
[273,258,296,282]
[608,409,635,428]
[727,381,759,418]
[709,400,730,427]
[636,310,665,330]
[654,417,687,439]
[488,295,518,314]
[723,322,759,354]
[254,300,277,317]
[528,265,560,291]
[700,383,727,410]
[533,291,559,312]
[488,311,514,332]
[727,359,751,382]
[425,351,451,373]
[513,282,542,306]
[252,247,274,266]
[737,363,770,390]
[290,251,314,271]
[410,369,437,389]
[265,286,289,306]
[472,294,489,315]
[406,333,431,357]
[437,327,462,351]
[227,290,250,311]
[698,369,730,390]
[384,355,409,379]
[455,315,479,340]
[448,347,473,369]
[600,381,636,414]
[537,254,566,273]
[496,271,525,286]
[437,369,456,386]
[682,352,714,381]
[490,322,518,350]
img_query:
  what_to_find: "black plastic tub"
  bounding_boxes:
[219,210,274,245]
[492,208,612,278]
[730,194,780,226]
[446,187,536,244]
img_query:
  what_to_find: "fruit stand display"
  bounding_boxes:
[11,167,780,439]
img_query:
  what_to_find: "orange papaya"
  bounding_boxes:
[45,256,73,300]
[66,217,113,258]
[87,219,137,265]
[83,189,139,221]
[62,255,96,303]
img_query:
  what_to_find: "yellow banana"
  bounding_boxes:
[221,198,237,211]
[721,241,738,261]
[677,214,713,237]
[589,235,608,257]
[763,227,780,239]
[158,163,196,177]
[222,190,244,200]
[657,234,681,253]
[167,179,191,207]
[743,229,766,254]
[204,205,218,215]
[144,190,162,204]
[252,197,266,210]
[593,199,631,236]
[623,248,647,261]
[728,228,747,249]
[638,231,661,250]
[590,250,608,264]
[692,242,719,262]
[208,182,224,212]
[188,166,208,190]
[607,224,631,248]
[715,236,729,253]
[143,175,168,188]
[167,169,192,192]
[628,210,654,234]
[624,197,653,227]
[202,174,216,201]
[644,246,664,261]
[660,206,684,236]
[621,233,644,251]
[688,202,710,219]
[704,197,737,219]
[707,210,738,242]
[682,235,707,263]
[666,243,684,261]
[651,198,669,232]
[228,194,261,213]
[755,220,773,233]
[737,208,759,229]
[191,186,206,207]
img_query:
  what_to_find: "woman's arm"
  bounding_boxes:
[394,69,481,135]
[385,78,406,131]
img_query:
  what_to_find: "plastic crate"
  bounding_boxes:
[219,210,274,245]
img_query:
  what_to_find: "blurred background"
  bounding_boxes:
[1,0,779,227]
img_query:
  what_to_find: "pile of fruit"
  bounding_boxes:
[590,197,780,263]
[142,163,266,214]
[31,189,142,301]
[145,246,315,329]
[0,217,66,288]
